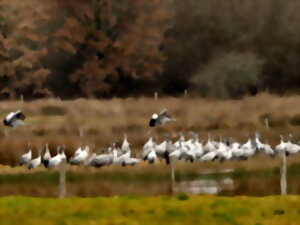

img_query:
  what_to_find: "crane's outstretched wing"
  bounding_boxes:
[159,108,168,117]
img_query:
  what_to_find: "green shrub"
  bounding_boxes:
[190,52,263,99]
[176,193,189,201]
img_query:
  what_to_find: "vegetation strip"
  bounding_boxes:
[0,195,299,225]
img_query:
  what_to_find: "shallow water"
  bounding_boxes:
[175,178,235,195]
[0,164,300,197]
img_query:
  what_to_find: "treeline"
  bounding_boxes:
[0,0,300,99]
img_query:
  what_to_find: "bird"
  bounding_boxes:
[86,143,116,167]
[3,110,26,127]
[275,135,287,154]
[285,134,300,156]
[69,146,89,165]
[143,137,155,150]
[73,146,83,157]
[170,133,186,160]
[42,143,51,168]
[46,146,63,168]
[169,147,182,160]
[121,157,140,166]
[181,132,203,162]
[60,145,67,161]
[240,137,252,150]
[142,137,155,160]
[200,150,217,162]
[191,144,204,161]
[215,141,232,162]
[28,150,41,169]
[121,134,130,153]
[116,150,131,164]
[149,108,175,127]
[192,137,204,160]
[254,132,265,151]
[117,144,140,166]
[239,138,256,159]
[179,142,195,163]
[19,142,32,166]
[88,151,114,167]
[146,149,157,164]
[155,140,170,164]
[174,132,185,148]
[142,136,159,164]
[203,134,216,153]
[262,140,275,157]
[231,141,244,159]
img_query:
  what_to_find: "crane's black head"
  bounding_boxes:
[149,119,156,127]
[3,119,9,126]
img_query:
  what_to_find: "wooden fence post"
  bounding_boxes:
[264,118,269,130]
[59,160,66,198]
[170,159,175,194]
[79,128,84,137]
[280,149,287,195]
[184,89,188,98]
[154,92,158,100]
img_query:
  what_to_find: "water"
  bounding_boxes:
[0,165,300,197]
[174,168,235,195]
[174,178,234,195]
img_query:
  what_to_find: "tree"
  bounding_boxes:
[0,0,54,98]
[0,0,171,99]
[69,0,171,97]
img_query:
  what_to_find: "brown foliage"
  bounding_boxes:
[0,0,54,98]
[3,0,300,99]
[0,0,171,99]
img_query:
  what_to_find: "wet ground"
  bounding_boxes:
[0,163,299,197]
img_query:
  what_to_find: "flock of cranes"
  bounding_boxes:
[3,106,298,198]
[18,131,300,170]
[4,109,300,170]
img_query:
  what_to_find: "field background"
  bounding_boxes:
[2,93,300,165]
[0,94,299,197]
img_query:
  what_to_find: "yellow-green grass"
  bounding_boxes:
[0,195,299,225]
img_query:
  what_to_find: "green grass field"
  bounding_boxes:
[0,195,299,225]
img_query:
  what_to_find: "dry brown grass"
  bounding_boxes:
[1,93,300,167]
